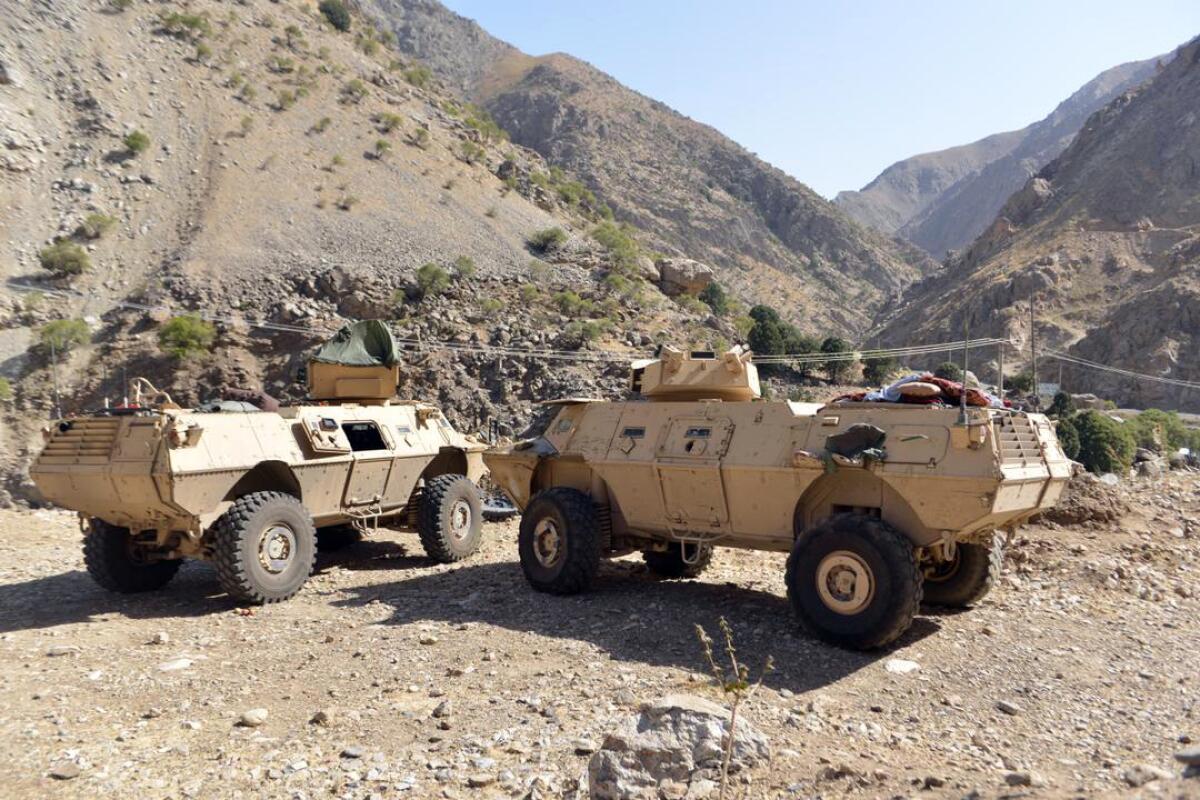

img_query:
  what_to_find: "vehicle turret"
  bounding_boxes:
[631,345,760,402]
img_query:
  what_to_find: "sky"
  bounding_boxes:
[440,0,1200,198]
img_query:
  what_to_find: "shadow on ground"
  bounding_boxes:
[331,557,940,695]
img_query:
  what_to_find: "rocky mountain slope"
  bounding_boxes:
[360,0,935,333]
[836,55,1164,257]
[0,0,753,495]
[876,36,1200,411]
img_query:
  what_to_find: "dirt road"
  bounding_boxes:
[0,475,1197,798]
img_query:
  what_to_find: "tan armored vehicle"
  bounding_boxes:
[31,321,486,604]
[485,346,1070,649]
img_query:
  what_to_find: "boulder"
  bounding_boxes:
[588,694,769,799]
[657,258,714,297]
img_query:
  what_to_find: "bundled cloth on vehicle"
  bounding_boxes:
[834,372,1008,409]
[311,319,399,367]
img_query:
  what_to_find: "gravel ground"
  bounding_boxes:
[0,474,1197,799]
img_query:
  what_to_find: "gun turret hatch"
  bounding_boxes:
[631,345,761,402]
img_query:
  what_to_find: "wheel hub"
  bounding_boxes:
[449,500,473,541]
[816,550,875,615]
[259,524,297,574]
[533,518,563,567]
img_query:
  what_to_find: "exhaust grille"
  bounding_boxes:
[39,419,121,465]
[994,415,1041,465]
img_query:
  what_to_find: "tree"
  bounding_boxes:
[820,337,854,383]
[698,282,728,316]
[1008,370,1034,394]
[1047,391,1075,419]
[1056,415,1081,461]
[934,361,963,382]
[318,0,351,32]
[158,315,215,359]
[862,356,899,386]
[415,263,450,298]
[1072,410,1135,474]
[747,315,784,357]
[38,319,90,354]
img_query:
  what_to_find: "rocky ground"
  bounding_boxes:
[0,473,1198,799]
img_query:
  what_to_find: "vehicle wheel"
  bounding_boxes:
[922,535,1003,608]
[417,474,483,563]
[518,487,601,595]
[211,492,316,604]
[786,513,922,650]
[642,542,714,579]
[317,525,363,552]
[83,518,181,593]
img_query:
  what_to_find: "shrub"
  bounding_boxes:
[528,227,567,253]
[340,79,367,104]
[283,24,304,49]
[462,103,508,142]
[1056,416,1081,461]
[311,116,332,134]
[158,11,212,40]
[403,65,432,88]
[520,284,539,302]
[109,0,133,10]
[590,221,639,271]
[374,112,403,133]
[1008,370,1034,394]
[415,263,450,298]
[408,127,430,148]
[194,42,212,62]
[39,240,90,276]
[698,282,728,316]
[336,194,359,211]
[674,294,708,315]
[318,0,351,32]
[454,255,476,278]
[862,355,899,386]
[240,115,254,136]
[553,290,592,316]
[1127,408,1193,451]
[821,337,854,382]
[123,130,150,155]
[934,361,963,382]
[0,377,11,402]
[1072,410,1135,474]
[373,139,391,159]
[38,319,90,354]
[478,298,502,316]
[458,140,485,165]
[158,315,215,359]
[564,319,605,344]
[1047,391,1075,419]
[274,89,297,110]
[76,213,117,240]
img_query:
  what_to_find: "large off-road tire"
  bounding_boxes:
[210,492,316,604]
[786,513,922,650]
[921,535,1003,608]
[316,525,363,552]
[518,487,601,595]
[642,542,714,579]
[416,474,483,563]
[83,518,181,593]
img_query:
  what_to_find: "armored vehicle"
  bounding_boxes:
[31,321,486,604]
[485,346,1070,649]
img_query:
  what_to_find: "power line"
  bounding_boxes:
[1042,349,1200,390]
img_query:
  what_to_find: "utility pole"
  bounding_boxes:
[1030,292,1038,406]
[50,340,62,420]
[998,343,1005,397]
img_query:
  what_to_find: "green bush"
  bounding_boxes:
[76,213,117,240]
[39,240,90,276]
[674,294,708,316]
[416,263,450,298]
[1055,416,1081,461]
[158,11,212,39]
[374,112,403,133]
[528,227,567,253]
[1047,391,1075,419]
[373,139,392,158]
[158,315,215,359]
[552,290,593,316]
[1127,408,1194,451]
[1072,410,1135,474]
[408,127,430,148]
[454,255,476,278]
[318,0,351,32]
[478,298,502,316]
[38,319,90,354]
[590,221,639,271]
[698,282,728,316]
[403,65,432,88]
[934,361,962,382]
[462,103,508,142]
[821,337,854,383]
[1008,370,1034,394]
[0,377,11,402]
[340,79,368,104]
[458,140,486,165]
[123,130,150,155]
[862,355,899,386]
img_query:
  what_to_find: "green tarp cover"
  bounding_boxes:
[312,320,399,367]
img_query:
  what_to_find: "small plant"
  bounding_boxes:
[485,205,498,219]
[336,194,359,211]
[695,617,773,800]
[239,84,257,103]
[374,112,403,133]
[699,282,729,316]
[76,213,117,240]
[158,315,215,359]
[674,294,708,315]
[340,78,367,104]
[318,0,351,32]
[310,116,332,134]
[415,263,450,298]
[527,227,567,253]
[123,129,150,156]
[239,115,254,136]
[0,377,11,402]
[108,0,134,11]
[478,298,503,317]
[458,140,485,165]
[274,89,297,111]
[408,127,430,149]
[590,221,639,272]
[38,319,91,355]
[520,284,539,303]
[283,24,304,49]
[329,153,345,170]
[267,55,295,74]
[454,255,476,278]
[158,11,212,40]
[373,139,391,159]
[403,64,432,88]
[194,42,213,63]
[39,240,90,276]
[552,290,593,316]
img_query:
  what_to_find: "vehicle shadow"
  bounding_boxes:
[331,558,941,695]
[0,539,435,633]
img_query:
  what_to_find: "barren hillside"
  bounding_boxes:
[877,37,1200,410]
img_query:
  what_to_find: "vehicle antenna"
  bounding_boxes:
[958,317,969,425]
[50,339,62,420]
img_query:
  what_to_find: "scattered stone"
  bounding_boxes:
[884,658,920,674]
[49,763,81,780]
[340,746,363,759]
[432,700,452,718]
[46,644,81,657]
[310,709,334,726]
[995,700,1022,716]
[466,773,496,788]
[158,657,193,672]
[1176,747,1200,767]
[238,708,269,727]
[1124,764,1171,787]
[150,632,170,645]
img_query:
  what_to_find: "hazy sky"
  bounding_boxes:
[440,0,1199,198]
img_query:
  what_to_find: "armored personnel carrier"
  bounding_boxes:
[485,346,1070,649]
[31,321,486,604]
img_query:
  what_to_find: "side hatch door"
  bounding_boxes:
[341,420,395,508]
[654,417,734,534]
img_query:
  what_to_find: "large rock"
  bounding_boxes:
[588,694,769,799]
[657,258,714,297]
